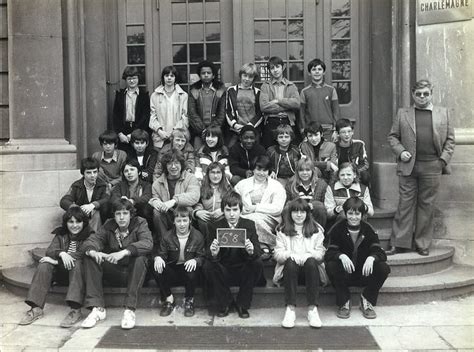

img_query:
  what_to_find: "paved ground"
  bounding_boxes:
[0,283,473,351]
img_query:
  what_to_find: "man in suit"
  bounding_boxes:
[203,191,264,318]
[387,79,455,256]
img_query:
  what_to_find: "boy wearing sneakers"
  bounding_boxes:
[299,58,341,142]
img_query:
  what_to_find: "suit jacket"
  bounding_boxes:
[388,106,455,176]
[112,88,151,136]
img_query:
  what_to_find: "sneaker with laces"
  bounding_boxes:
[337,300,351,319]
[121,309,136,329]
[19,307,44,325]
[60,308,83,328]
[160,301,175,317]
[281,306,296,328]
[360,295,377,319]
[81,307,106,328]
[184,299,195,317]
[308,306,322,328]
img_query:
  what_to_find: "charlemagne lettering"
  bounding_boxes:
[421,0,469,12]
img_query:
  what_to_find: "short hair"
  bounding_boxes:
[171,128,189,143]
[80,157,99,175]
[203,124,224,149]
[253,154,272,171]
[161,148,186,176]
[307,58,326,73]
[274,124,294,141]
[342,196,368,215]
[335,118,353,132]
[267,56,285,70]
[121,158,141,176]
[161,65,180,85]
[240,124,257,137]
[304,121,324,136]
[173,206,192,220]
[221,191,243,212]
[130,129,150,144]
[196,60,218,78]
[412,79,433,92]
[62,206,90,230]
[338,162,359,182]
[122,66,140,80]
[111,198,136,217]
[98,130,119,145]
[239,63,259,82]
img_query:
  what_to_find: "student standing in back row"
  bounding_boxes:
[299,58,340,142]
[260,56,300,148]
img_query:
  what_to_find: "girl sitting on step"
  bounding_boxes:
[19,206,93,328]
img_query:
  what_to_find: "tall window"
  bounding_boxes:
[171,0,221,91]
[253,0,305,90]
[331,0,351,104]
[125,0,147,85]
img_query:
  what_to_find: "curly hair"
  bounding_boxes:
[160,148,186,176]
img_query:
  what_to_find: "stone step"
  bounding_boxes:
[2,262,472,308]
[367,207,396,230]
[30,246,455,278]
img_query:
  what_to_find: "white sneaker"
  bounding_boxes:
[81,307,106,328]
[121,309,136,329]
[281,306,296,329]
[308,306,322,328]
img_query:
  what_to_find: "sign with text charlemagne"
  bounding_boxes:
[217,228,246,248]
[417,0,472,25]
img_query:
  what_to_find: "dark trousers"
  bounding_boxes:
[261,116,291,148]
[153,263,200,299]
[152,209,174,242]
[26,261,84,309]
[283,258,321,306]
[325,260,390,307]
[203,258,264,310]
[83,255,148,310]
[311,200,327,228]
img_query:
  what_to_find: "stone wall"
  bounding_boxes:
[0,0,8,139]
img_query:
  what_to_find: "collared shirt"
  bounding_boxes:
[270,78,286,100]
[101,150,119,163]
[415,103,433,111]
[115,228,130,248]
[201,85,216,125]
[125,88,139,122]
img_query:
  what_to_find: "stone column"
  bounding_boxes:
[1,0,76,171]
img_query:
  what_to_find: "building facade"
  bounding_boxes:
[1,0,473,269]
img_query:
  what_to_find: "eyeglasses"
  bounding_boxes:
[414,92,431,97]
[126,76,139,81]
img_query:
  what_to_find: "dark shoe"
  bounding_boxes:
[360,295,377,319]
[19,307,44,325]
[386,246,405,255]
[160,301,175,317]
[184,299,195,317]
[416,248,429,256]
[216,306,230,318]
[236,306,250,319]
[60,308,83,328]
[336,300,351,319]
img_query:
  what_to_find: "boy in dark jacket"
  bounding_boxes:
[60,157,109,232]
[153,206,205,318]
[127,129,158,183]
[228,125,266,185]
[325,197,390,320]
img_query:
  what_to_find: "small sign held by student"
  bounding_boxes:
[217,228,247,248]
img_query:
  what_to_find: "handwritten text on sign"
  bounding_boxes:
[217,228,247,248]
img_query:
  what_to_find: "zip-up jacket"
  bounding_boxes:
[149,170,200,208]
[60,178,109,210]
[46,225,94,260]
[335,139,369,172]
[266,145,301,179]
[155,226,205,266]
[225,85,263,131]
[110,179,152,210]
[228,143,266,178]
[127,147,158,183]
[300,139,337,173]
[324,181,374,217]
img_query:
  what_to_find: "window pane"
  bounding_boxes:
[332,0,351,16]
[332,19,350,38]
[190,44,204,62]
[172,24,187,42]
[254,42,270,61]
[205,0,220,20]
[258,64,271,82]
[254,21,269,40]
[332,40,350,59]
[189,0,203,21]
[190,64,200,84]
[206,43,220,62]
[172,2,186,21]
[189,23,204,42]
[173,44,187,63]
[254,0,269,18]
[288,0,303,18]
[332,61,351,80]
[335,82,351,104]
[271,20,286,39]
[136,66,146,84]
[175,65,188,84]
[206,23,221,41]
[288,41,303,60]
[127,26,145,44]
[271,0,286,18]
[272,42,287,59]
[288,20,303,39]
[289,62,304,81]
[126,0,144,23]
[127,46,145,64]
